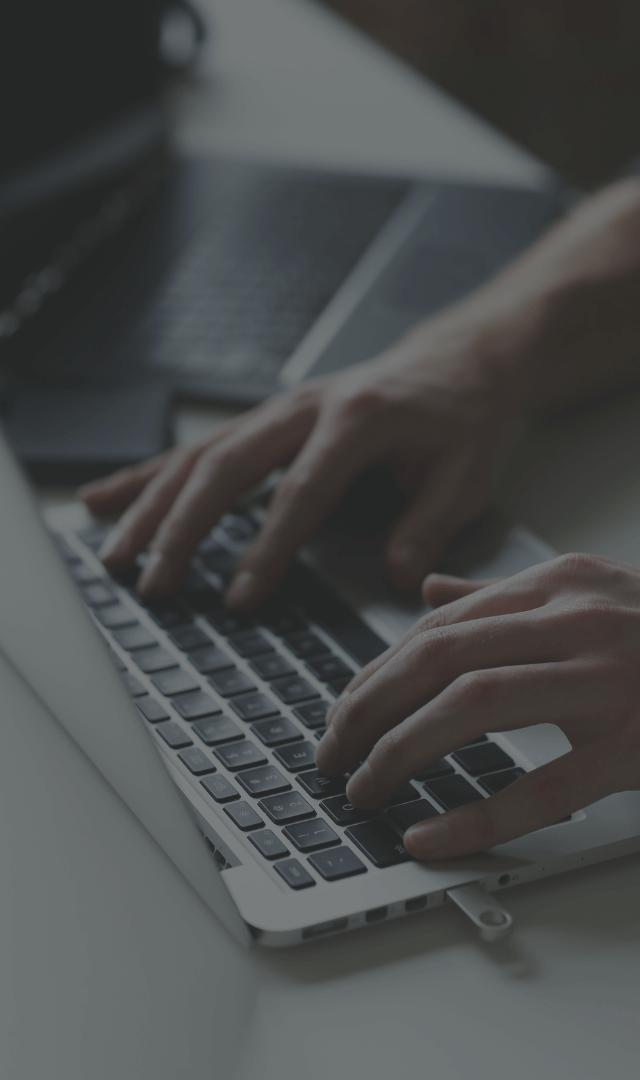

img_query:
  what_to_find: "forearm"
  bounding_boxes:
[407,178,640,413]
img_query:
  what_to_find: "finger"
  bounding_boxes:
[99,445,204,567]
[224,412,381,610]
[339,570,548,704]
[137,400,315,597]
[315,611,556,776]
[344,659,608,808]
[78,454,168,516]
[421,573,498,607]
[386,458,483,592]
[403,743,618,859]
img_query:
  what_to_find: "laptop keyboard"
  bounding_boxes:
[53,511,536,890]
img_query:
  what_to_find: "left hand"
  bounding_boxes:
[315,553,640,859]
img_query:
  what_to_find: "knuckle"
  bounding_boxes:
[552,552,608,580]
[337,384,388,423]
[452,670,498,711]
[418,624,456,661]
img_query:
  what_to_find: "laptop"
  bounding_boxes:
[2,148,565,409]
[4,434,640,946]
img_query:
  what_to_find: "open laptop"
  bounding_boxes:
[4,435,640,946]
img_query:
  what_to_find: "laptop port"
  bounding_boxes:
[405,895,427,913]
[365,906,388,924]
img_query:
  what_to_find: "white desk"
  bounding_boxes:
[5,2,640,1078]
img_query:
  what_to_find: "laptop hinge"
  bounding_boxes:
[446,883,513,942]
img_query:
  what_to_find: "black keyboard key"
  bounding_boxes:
[148,604,188,630]
[221,512,258,543]
[251,716,302,747]
[136,696,170,723]
[478,767,525,796]
[264,609,305,636]
[188,644,233,674]
[192,715,243,746]
[294,700,329,729]
[133,646,177,674]
[275,740,317,773]
[414,758,454,782]
[122,671,145,697]
[172,690,221,721]
[231,692,280,722]
[151,668,199,697]
[259,791,314,824]
[272,675,317,705]
[70,562,102,585]
[321,796,373,827]
[170,624,211,651]
[287,562,387,665]
[346,820,411,868]
[83,582,117,608]
[112,624,158,651]
[284,819,340,852]
[95,603,137,630]
[388,800,439,832]
[228,631,272,658]
[78,523,111,551]
[209,668,257,698]
[309,845,367,881]
[238,764,291,797]
[207,608,254,636]
[224,801,263,831]
[285,631,329,659]
[453,743,514,777]
[178,747,216,775]
[249,829,289,861]
[425,774,483,810]
[156,721,193,749]
[215,741,267,771]
[326,677,352,698]
[298,769,347,799]
[386,783,421,806]
[201,775,239,803]
[275,858,316,890]
[250,652,295,681]
[306,654,353,682]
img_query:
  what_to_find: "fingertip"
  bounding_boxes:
[421,572,465,605]
[225,569,261,612]
[386,541,425,593]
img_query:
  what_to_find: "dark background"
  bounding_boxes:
[318,0,640,188]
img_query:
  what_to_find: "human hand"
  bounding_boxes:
[315,554,640,859]
[80,318,518,608]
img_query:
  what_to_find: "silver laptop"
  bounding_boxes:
[3,433,640,947]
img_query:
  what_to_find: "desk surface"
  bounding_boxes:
[5,2,640,1078]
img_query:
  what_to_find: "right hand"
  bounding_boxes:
[80,320,520,610]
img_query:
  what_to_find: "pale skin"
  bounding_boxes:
[81,177,640,857]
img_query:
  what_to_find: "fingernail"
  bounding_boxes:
[99,528,127,565]
[345,762,375,806]
[226,570,258,611]
[404,820,451,858]
[137,550,173,597]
